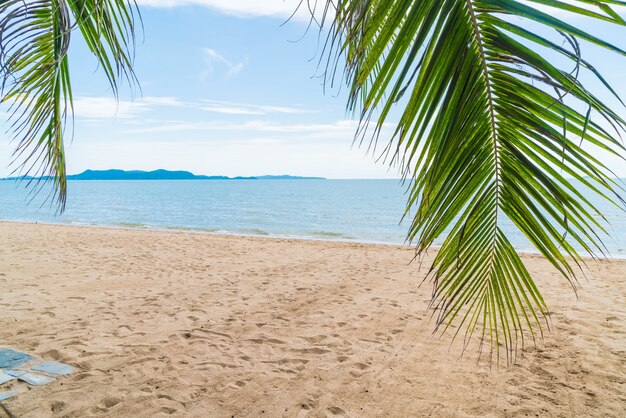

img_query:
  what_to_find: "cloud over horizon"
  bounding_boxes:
[69,96,306,120]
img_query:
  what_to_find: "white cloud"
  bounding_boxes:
[72,97,148,119]
[199,104,264,115]
[71,96,190,120]
[136,0,319,21]
[203,48,232,66]
[0,96,192,122]
[68,96,304,120]
[142,96,190,107]
[199,100,306,115]
[255,105,307,115]
[62,137,402,179]
[123,119,357,134]
[227,61,247,76]
[202,48,248,79]
[134,1,625,25]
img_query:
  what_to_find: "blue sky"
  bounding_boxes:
[0,0,625,178]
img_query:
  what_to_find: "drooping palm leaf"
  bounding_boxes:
[2,0,625,363]
[315,0,626,361]
[0,0,138,207]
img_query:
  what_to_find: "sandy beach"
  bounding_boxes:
[0,221,624,417]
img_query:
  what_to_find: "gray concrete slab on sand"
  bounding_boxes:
[16,372,55,386]
[0,347,75,407]
[4,370,25,377]
[4,369,55,386]
[31,361,74,376]
[0,349,33,369]
[0,371,15,385]
[0,390,18,401]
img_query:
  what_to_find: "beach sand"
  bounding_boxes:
[0,221,624,417]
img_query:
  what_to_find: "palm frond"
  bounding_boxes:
[317,0,626,361]
[0,0,138,208]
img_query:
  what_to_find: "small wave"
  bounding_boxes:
[238,228,270,236]
[115,222,149,229]
[164,225,219,233]
[309,230,353,239]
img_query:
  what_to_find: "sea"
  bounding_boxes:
[1,179,625,257]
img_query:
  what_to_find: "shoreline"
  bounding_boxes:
[0,218,413,250]
[1,221,625,416]
[2,218,624,261]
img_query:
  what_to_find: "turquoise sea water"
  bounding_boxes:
[1,179,625,257]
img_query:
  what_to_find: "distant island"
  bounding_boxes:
[1,169,325,181]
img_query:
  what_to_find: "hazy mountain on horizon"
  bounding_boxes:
[1,169,326,181]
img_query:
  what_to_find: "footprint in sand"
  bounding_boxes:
[350,362,371,378]
[102,396,122,409]
[290,347,331,356]
[327,406,346,415]
[50,401,66,413]
[42,349,64,361]
[228,380,247,389]
[158,407,177,415]
[352,362,369,370]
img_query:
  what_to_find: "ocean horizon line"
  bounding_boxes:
[0,169,327,181]
[2,168,625,182]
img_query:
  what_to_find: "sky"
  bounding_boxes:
[0,0,625,179]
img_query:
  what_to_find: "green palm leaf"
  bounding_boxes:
[0,0,138,207]
[316,0,626,361]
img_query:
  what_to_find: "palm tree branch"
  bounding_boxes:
[318,0,626,361]
[0,0,138,208]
